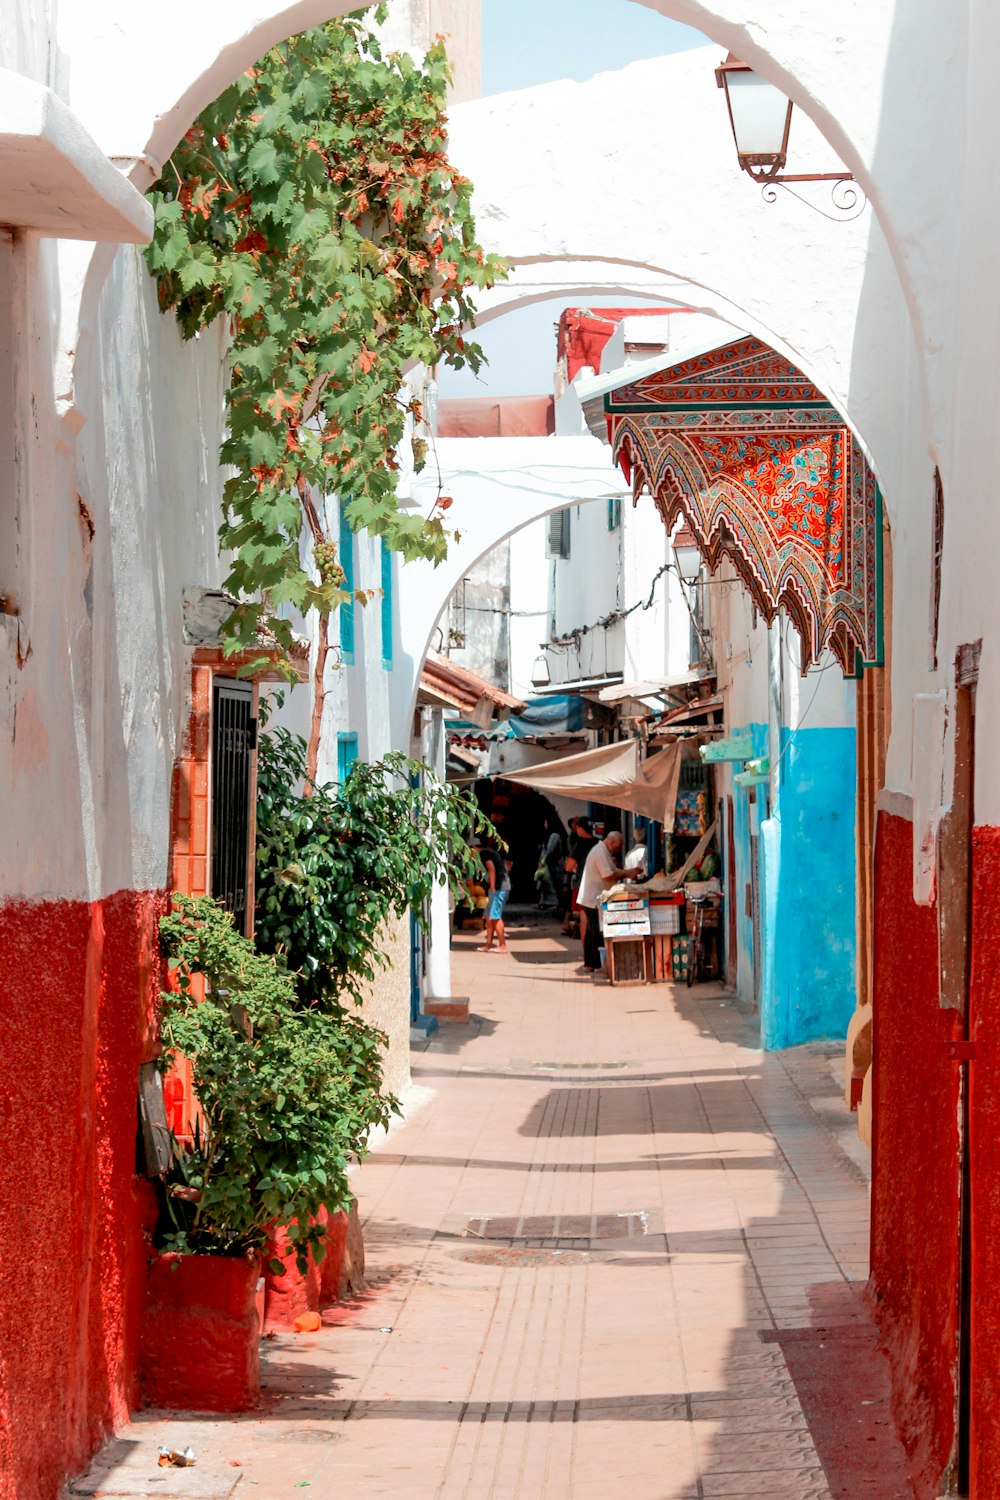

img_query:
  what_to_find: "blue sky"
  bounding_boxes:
[482,0,704,94]
[439,1,706,398]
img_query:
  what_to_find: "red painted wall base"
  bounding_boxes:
[870,809,959,1499]
[0,889,166,1500]
[140,1253,261,1411]
[968,825,1000,1499]
[263,1205,355,1332]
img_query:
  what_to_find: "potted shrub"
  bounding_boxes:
[141,895,394,1408]
[251,727,496,1325]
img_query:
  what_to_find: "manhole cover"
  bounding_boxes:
[272,1429,344,1444]
[530,1061,629,1071]
[465,1212,648,1244]
[455,1246,602,1267]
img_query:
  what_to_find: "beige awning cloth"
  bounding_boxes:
[497,738,683,829]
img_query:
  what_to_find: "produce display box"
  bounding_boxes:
[607,935,648,986]
[671,934,693,981]
[646,934,673,982]
[649,905,682,935]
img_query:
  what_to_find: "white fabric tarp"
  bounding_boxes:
[498,739,682,828]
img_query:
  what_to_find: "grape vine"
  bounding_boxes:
[145,5,505,765]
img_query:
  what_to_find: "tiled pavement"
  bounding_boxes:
[71,916,914,1499]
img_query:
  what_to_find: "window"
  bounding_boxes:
[607,495,621,531]
[380,537,393,669]
[546,509,571,560]
[931,467,944,671]
[339,509,355,663]
[211,677,256,934]
[337,732,359,784]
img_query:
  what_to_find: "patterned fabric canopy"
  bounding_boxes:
[606,337,883,676]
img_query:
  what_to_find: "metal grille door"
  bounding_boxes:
[211,677,256,932]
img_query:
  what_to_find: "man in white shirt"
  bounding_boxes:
[623,831,649,880]
[578,830,635,971]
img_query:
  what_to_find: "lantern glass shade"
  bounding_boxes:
[531,652,551,687]
[716,56,793,172]
[673,540,703,585]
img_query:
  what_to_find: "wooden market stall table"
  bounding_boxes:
[600,883,718,985]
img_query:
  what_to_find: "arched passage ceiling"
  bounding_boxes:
[62,0,952,483]
[57,0,916,335]
[444,48,883,472]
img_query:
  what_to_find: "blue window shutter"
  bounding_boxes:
[339,510,355,662]
[337,732,359,784]
[380,538,393,669]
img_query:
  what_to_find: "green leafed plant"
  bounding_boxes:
[158,894,395,1270]
[255,721,496,1009]
[144,7,505,691]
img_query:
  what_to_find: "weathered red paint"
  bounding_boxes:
[140,1252,261,1411]
[869,808,960,1499]
[263,1207,350,1332]
[968,824,1000,1499]
[0,889,166,1500]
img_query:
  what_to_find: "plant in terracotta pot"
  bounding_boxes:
[143,894,394,1406]
[251,724,496,1323]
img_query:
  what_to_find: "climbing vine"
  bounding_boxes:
[145,6,505,707]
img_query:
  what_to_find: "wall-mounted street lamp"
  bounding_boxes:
[714,54,863,218]
[671,531,713,669]
[672,534,704,587]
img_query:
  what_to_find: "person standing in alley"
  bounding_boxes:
[478,836,511,954]
[536,817,565,912]
[623,828,649,881]
[577,829,636,971]
[563,815,597,935]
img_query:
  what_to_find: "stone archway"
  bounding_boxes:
[60,0,923,457]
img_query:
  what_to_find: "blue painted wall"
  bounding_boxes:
[729,723,857,1049]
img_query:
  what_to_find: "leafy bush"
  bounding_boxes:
[255,723,494,1008]
[143,7,505,667]
[158,895,394,1268]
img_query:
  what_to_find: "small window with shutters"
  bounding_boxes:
[211,677,256,934]
[339,509,355,663]
[546,509,571,560]
[337,731,359,785]
[931,467,944,671]
[380,537,393,669]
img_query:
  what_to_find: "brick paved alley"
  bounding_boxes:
[71,916,914,1500]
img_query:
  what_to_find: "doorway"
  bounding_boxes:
[940,645,978,1496]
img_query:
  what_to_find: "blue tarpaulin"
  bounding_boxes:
[507,695,585,739]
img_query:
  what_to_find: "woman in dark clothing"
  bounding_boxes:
[537,817,565,911]
[563,816,596,934]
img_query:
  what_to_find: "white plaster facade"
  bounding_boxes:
[4,0,993,896]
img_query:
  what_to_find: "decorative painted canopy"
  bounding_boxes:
[606,337,883,676]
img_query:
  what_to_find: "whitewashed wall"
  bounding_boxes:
[10,0,1000,894]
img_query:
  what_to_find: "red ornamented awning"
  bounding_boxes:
[606,337,883,677]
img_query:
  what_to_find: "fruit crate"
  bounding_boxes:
[671,935,693,981]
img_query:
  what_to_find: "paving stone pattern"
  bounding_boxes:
[69,919,913,1500]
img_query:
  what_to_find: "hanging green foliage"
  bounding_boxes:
[254,719,496,1010]
[158,895,394,1269]
[145,6,505,666]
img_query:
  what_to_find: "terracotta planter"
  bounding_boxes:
[263,1199,364,1331]
[140,1250,261,1411]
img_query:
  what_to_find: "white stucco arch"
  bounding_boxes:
[51,1,927,448]
[467,259,890,495]
[445,49,907,496]
[391,435,630,748]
